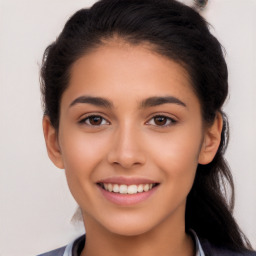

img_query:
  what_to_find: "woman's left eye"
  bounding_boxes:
[146,115,176,127]
[80,115,109,126]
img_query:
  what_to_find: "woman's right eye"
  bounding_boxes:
[79,115,109,126]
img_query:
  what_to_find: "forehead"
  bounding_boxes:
[61,40,199,110]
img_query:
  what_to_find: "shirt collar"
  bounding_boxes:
[190,229,205,256]
[63,230,205,256]
[63,239,74,256]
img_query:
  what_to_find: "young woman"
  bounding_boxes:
[39,0,256,255]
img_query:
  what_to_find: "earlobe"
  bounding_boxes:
[198,112,223,165]
[42,116,64,169]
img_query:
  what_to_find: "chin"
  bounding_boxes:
[102,217,154,237]
[108,225,151,237]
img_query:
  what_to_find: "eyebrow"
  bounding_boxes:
[69,96,113,108]
[140,96,186,108]
[69,95,186,109]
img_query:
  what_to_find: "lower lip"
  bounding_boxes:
[98,185,158,206]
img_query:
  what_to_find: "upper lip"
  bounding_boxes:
[97,176,159,185]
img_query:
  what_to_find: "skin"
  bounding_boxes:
[43,39,222,256]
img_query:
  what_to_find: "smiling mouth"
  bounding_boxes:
[97,183,159,194]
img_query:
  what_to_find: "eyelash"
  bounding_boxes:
[79,115,110,126]
[79,114,177,127]
[146,115,177,127]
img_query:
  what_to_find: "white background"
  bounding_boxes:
[0,0,255,255]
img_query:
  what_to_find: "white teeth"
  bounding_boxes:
[119,185,128,194]
[102,183,156,194]
[127,185,138,194]
[144,184,149,192]
[113,184,119,193]
[137,184,144,193]
[107,183,113,192]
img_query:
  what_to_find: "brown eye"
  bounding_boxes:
[81,115,109,126]
[154,116,168,126]
[147,115,176,127]
[88,116,102,125]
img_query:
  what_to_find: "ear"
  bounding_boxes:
[42,116,64,169]
[198,112,223,165]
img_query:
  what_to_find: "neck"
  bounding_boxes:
[80,212,194,256]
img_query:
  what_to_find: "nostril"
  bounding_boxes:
[107,148,146,168]
[113,159,143,169]
[106,132,147,168]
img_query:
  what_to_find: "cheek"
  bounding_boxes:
[58,127,113,208]
[146,126,202,182]
[58,126,111,180]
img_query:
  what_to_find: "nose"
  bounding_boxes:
[107,124,146,169]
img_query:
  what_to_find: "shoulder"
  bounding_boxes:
[37,246,66,256]
[200,238,256,256]
[37,235,85,256]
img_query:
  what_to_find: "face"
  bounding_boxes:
[44,40,221,237]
